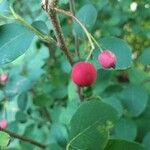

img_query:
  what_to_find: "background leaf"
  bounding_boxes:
[73,4,97,38]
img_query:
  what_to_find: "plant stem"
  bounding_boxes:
[47,1,74,66]
[0,129,47,149]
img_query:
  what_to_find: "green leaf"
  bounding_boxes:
[128,68,149,84]
[4,75,32,98]
[46,143,62,150]
[59,0,69,4]
[0,23,34,65]
[73,4,97,38]
[120,85,148,117]
[68,81,79,101]
[15,111,28,123]
[67,100,119,150]
[17,93,28,111]
[32,21,49,35]
[142,132,150,149]
[33,94,52,107]
[50,123,68,147]
[103,96,123,117]
[104,139,148,150]
[138,47,150,65]
[97,37,132,70]
[113,118,137,141]
[92,0,109,10]
[0,131,10,148]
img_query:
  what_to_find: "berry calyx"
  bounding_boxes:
[0,120,8,129]
[71,62,97,87]
[98,50,116,69]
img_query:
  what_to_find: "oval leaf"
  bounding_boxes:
[120,85,148,117]
[104,139,148,150]
[67,100,119,150]
[73,4,97,38]
[0,23,34,65]
[113,118,137,141]
[138,47,150,65]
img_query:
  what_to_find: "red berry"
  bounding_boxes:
[71,62,97,87]
[0,120,8,129]
[0,74,8,82]
[98,50,116,69]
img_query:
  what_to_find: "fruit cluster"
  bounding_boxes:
[71,50,116,87]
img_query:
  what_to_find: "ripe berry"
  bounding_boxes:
[98,50,116,69]
[71,62,97,87]
[0,74,8,82]
[0,120,8,129]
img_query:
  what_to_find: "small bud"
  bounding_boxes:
[98,50,116,69]
[0,120,8,129]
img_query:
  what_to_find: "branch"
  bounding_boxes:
[0,129,47,149]
[45,1,74,66]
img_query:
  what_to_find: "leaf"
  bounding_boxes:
[0,0,9,14]
[96,37,132,70]
[138,47,150,65]
[68,81,79,101]
[120,85,148,117]
[32,20,49,35]
[128,68,149,84]
[0,23,34,65]
[50,123,68,147]
[92,0,109,10]
[103,96,123,117]
[104,139,148,150]
[59,0,69,4]
[4,75,32,98]
[67,100,119,150]
[17,93,28,111]
[73,4,97,38]
[15,111,28,123]
[113,118,137,141]
[0,131,10,148]
[33,94,52,107]
[142,132,150,149]
[46,143,62,150]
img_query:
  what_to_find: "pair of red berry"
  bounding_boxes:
[71,50,116,87]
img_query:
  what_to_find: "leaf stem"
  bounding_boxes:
[53,7,103,61]
[69,0,80,59]
[9,4,55,44]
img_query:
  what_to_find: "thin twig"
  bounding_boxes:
[0,128,47,149]
[69,0,80,59]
